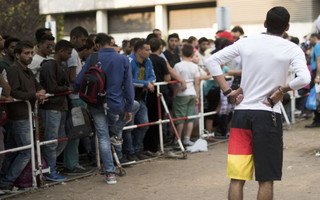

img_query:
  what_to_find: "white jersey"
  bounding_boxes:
[206,33,310,113]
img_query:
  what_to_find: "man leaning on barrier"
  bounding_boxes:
[206,6,310,200]
[75,33,134,185]
[0,41,47,192]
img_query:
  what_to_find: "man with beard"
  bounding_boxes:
[0,41,46,191]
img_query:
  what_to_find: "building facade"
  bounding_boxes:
[39,0,320,44]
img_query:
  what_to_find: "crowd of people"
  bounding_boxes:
[0,17,317,191]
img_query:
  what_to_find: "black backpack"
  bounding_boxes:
[66,106,94,140]
[79,53,106,106]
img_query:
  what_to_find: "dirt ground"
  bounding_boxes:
[7,119,320,200]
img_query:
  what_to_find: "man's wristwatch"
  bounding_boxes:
[223,88,232,96]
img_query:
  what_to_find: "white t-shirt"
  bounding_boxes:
[173,60,200,96]
[196,51,210,71]
[66,48,82,99]
[206,33,310,113]
[28,54,46,82]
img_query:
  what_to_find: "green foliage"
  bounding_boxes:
[0,0,45,43]
[55,14,65,41]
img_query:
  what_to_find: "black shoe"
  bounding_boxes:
[135,152,151,160]
[126,153,140,161]
[63,165,94,175]
[305,122,320,128]
[119,157,136,166]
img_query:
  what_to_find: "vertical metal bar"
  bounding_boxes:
[157,85,164,153]
[160,94,186,156]
[95,134,101,170]
[280,103,291,129]
[34,100,45,186]
[199,80,205,138]
[26,100,37,188]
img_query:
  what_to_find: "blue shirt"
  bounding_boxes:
[311,42,320,71]
[75,48,134,114]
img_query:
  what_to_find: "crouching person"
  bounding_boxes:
[39,40,73,182]
[75,33,134,184]
[0,41,46,191]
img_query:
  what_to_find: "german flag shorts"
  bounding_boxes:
[227,110,283,181]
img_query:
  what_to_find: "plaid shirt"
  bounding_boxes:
[219,80,235,115]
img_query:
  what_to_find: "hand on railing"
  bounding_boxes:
[36,89,48,104]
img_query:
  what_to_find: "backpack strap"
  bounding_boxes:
[90,52,99,67]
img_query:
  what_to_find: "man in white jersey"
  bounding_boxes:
[206,7,310,200]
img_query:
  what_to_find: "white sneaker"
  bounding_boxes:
[183,140,195,146]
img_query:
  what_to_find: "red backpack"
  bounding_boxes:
[79,53,106,106]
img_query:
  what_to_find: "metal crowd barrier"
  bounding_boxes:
[0,74,296,194]
[0,99,37,189]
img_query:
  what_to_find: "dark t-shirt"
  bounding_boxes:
[135,63,146,101]
[163,50,180,69]
[149,54,170,96]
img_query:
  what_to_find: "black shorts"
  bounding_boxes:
[227,110,283,181]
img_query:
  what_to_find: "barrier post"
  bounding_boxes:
[159,93,187,158]
[199,80,205,138]
[157,85,164,153]
[26,100,37,189]
[95,134,101,171]
[34,100,50,187]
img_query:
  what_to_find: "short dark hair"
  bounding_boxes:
[122,39,130,47]
[39,34,55,44]
[85,39,94,49]
[266,6,290,35]
[35,28,51,43]
[88,34,97,42]
[231,26,244,35]
[311,33,320,40]
[4,37,20,49]
[168,33,180,41]
[55,40,73,52]
[148,38,161,52]
[153,28,161,33]
[182,44,194,58]
[130,38,142,48]
[70,26,89,38]
[14,41,34,54]
[78,38,95,51]
[146,33,158,42]
[95,33,111,46]
[198,37,209,44]
[212,38,232,54]
[290,36,299,45]
[187,36,197,44]
[134,39,147,53]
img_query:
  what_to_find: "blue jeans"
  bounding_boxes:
[109,101,140,159]
[40,109,67,174]
[0,120,31,187]
[123,100,148,154]
[89,106,115,174]
[108,112,125,160]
